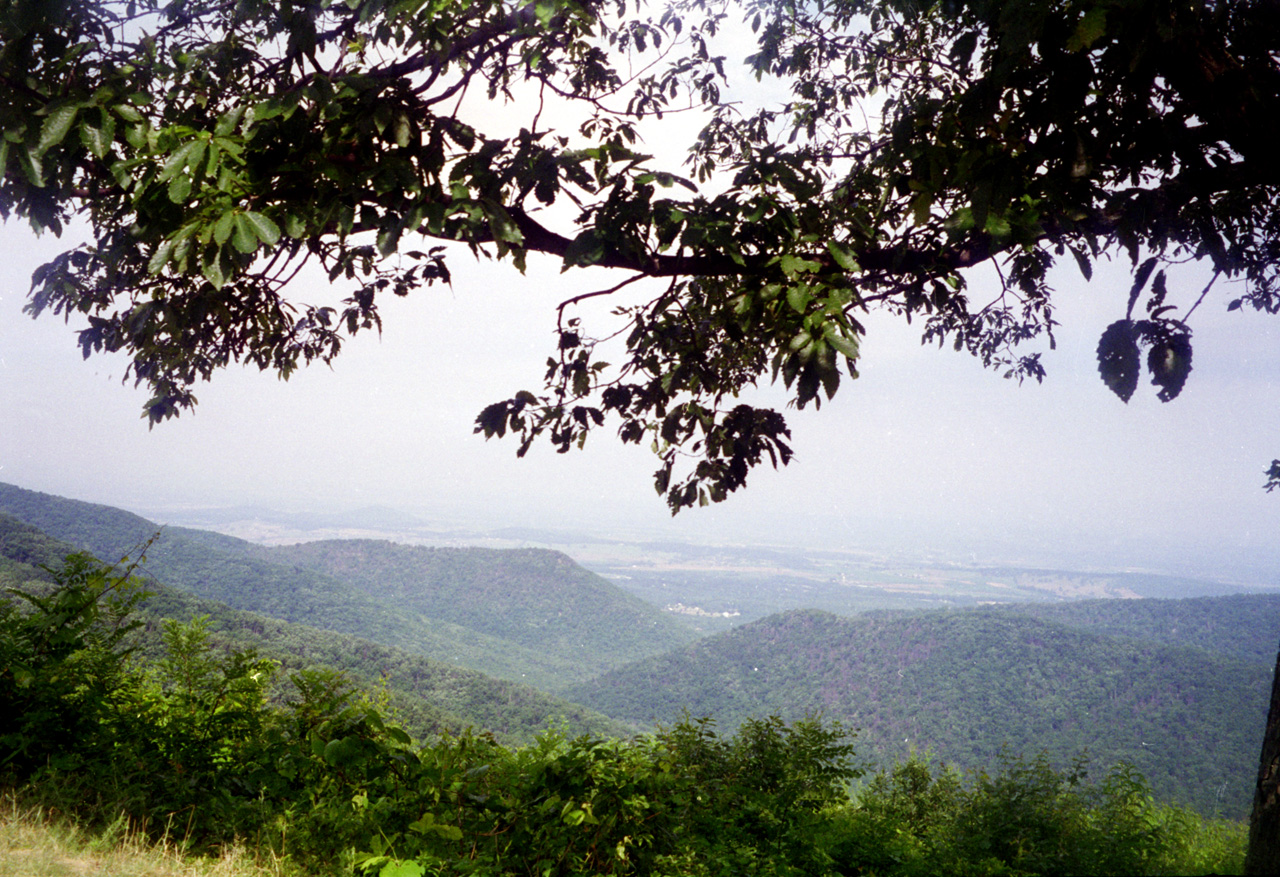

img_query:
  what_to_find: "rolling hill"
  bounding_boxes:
[987,592,1280,665]
[0,482,695,691]
[564,607,1273,819]
[248,538,693,677]
[0,512,627,744]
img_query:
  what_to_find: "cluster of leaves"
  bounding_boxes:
[1,551,1244,875]
[1095,258,1195,403]
[6,0,1277,508]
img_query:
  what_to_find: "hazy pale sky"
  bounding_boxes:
[2,13,1278,580]
[3,215,1278,581]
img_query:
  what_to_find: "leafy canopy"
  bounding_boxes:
[3,0,1278,509]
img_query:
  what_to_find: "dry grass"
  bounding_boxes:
[0,797,292,877]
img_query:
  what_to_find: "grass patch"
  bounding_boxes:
[0,796,290,877]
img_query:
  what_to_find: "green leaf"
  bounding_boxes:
[213,211,235,246]
[475,401,510,439]
[79,113,115,158]
[377,224,402,257]
[202,245,230,288]
[336,203,355,237]
[563,230,604,269]
[786,285,810,313]
[819,360,840,399]
[445,121,475,150]
[489,212,523,245]
[379,861,426,877]
[1096,320,1140,403]
[214,105,246,137]
[826,240,859,272]
[983,213,1012,238]
[160,141,198,181]
[827,331,859,360]
[17,145,45,188]
[148,238,176,273]
[171,224,198,269]
[37,105,79,155]
[1126,257,1158,318]
[282,212,306,239]
[393,113,412,148]
[779,254,822,277]
[124,123,148,150]
[168,174,192,203]
[242,211,281,245]
[1147,333,1193,402]
[114,104,143,123]
[535,0,557,26]
[911,191,932,226]
[944,206,975,233]
[231,213,258,253]
[1068,8,1108,51]
[1070,247,1093,282]
[185,140,208,177]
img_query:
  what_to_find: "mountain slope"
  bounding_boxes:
[987,593,1280,665]
[0,483,693,690]
[565,607,1271,819]
[0,512,628,744]
[250,538,696,675]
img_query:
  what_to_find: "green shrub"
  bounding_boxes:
[0,552,148,780]
[825,753,1247,877]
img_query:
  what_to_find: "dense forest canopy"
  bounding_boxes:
[3,0,1277,509]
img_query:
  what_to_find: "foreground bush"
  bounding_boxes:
[823,756,1246,876]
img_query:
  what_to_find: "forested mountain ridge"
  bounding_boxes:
[0,512,629,744]
[985,593,1280,665]
[247,539,696,674]
[0,483,693,691]
[564,607,1272,819]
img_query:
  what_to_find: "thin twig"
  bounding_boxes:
[1182,267,1222,322]
[557,273,648,315]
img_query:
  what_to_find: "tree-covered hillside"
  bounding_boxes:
[0,513,67,591]
[0,512,626,744]
[988,594,1280,665]
[0,483,694,691]
[565,608,1272,819]
[252,539,696,683]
